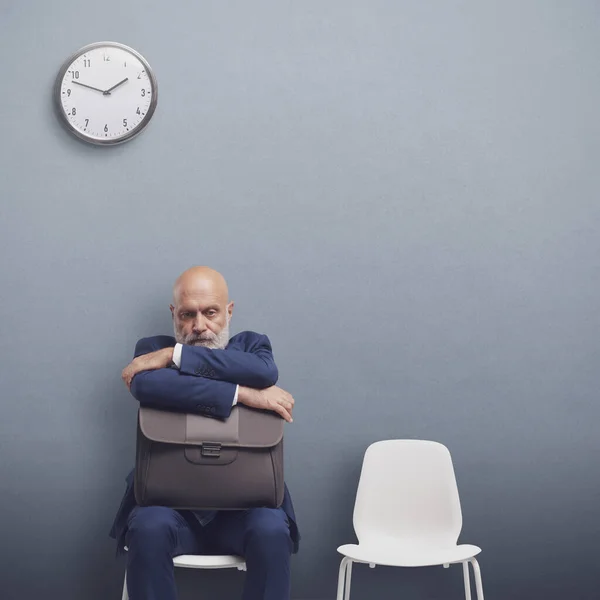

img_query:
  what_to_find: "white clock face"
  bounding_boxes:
[55,42,158,145]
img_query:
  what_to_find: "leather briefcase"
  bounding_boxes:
[134,405,285,510]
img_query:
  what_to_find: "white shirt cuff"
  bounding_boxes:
[172,343,183,368]
[232,385,239,406]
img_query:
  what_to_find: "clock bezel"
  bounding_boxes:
[54,41,158,146]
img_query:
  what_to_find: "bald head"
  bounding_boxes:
[170,266,234,349]
[172,266,229,306]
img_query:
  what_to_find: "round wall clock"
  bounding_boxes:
[54,42,158,145]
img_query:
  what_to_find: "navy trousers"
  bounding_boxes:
[125,506,292,600]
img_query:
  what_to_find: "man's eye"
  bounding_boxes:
[182,313,194,318]
[206,311,217,317]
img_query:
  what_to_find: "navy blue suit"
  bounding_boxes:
[110,331,299,600]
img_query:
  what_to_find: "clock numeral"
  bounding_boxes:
[69,70,80,79]
[85,118,89,127]
[124,61,127,67]
[103,54,111,62]
[83,59,91,67]
[137,70,145,79]
[123,118,128,127]
[104,124,109,132]
[67,89,71,97]
[71,108,77,116]
[136,107,141,115]
[141,89,146,97]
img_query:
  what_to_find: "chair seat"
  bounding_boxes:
[173,554,246,570]
[337,542,481,567]
[120,552,246,600]
[123,547,245,570]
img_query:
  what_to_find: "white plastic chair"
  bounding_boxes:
[121,549,246,600]
[337,440,484,600]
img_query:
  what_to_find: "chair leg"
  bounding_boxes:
[462,561,472,600]
[121,572,129,600]
[336,557,352,600]
[344,560,353,600]
[469,558,484,600]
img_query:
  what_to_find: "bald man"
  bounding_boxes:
[110,267,299,600]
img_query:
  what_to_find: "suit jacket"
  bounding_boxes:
[109,331,300,554]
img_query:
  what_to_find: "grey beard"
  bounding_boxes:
[174,319,230,350]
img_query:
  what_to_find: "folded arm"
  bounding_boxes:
[177,332,278,389]
[127,336,236,419]
[131,368,237,419]
[122,334,293,422]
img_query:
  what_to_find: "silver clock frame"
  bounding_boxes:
[54,41,158,146]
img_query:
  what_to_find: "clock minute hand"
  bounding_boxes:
[104,77,129,95]
[72,80,105,93]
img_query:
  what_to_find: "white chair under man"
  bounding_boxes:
[121,551,246,600]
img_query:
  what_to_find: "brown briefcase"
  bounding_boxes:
[134,405,285,510]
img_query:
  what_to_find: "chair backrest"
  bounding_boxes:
[353,440,463,547]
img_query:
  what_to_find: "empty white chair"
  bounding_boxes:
[337,440,484,600]
[121,551,246,600]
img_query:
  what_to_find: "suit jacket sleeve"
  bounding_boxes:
[178,331,278,389]
[129,336,236,419]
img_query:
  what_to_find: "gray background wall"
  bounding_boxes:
[1,1,599,599]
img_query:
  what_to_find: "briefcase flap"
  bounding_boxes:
[138,405,283,449]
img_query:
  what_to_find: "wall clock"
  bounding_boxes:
[54,42,158,145]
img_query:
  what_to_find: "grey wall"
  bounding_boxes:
[1,1,599,599]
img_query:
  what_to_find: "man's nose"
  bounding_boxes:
[192,314,207,332]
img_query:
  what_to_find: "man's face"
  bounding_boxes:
[170,280,233,350]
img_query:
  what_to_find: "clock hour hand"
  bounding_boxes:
[104,77,129,95]
[72,80,105,93]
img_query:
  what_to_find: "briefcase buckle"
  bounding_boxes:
[201,442,222,458]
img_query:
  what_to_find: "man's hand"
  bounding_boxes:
[237,385,295,423]
[122,347,174,390]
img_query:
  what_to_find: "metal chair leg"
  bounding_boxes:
[336,557,352,600]
[469,558,484,600]
[344,560,353,600]
[121,572,129,600]
[462,561,472,600]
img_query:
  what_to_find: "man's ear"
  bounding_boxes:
[227,301,235,320]
[169,304,175,319]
